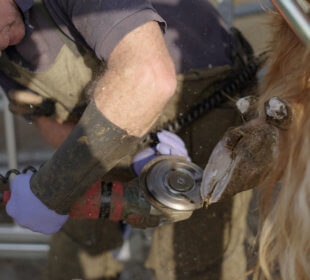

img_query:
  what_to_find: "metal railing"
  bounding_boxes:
[1,88,17,169]
[217,0,273,26]
[0,89,51,259]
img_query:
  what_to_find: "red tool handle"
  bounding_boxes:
[69,181,102,218]
[69,181,124,220]
[1,191,11,206]
[0,180,157,228]
[1,182,105,219]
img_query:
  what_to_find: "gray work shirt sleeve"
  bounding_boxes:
[44,0,166,61]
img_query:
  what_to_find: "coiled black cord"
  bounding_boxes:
[0,166,37,186]
[143,54,265,144]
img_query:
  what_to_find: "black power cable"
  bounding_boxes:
[143,54,265,144]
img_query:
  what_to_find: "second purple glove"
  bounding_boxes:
[6,174,69,235]
[132,130,191,175]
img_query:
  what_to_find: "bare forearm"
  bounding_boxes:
[93,21,176,137]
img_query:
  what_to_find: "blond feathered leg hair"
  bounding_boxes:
[256,12,310,280]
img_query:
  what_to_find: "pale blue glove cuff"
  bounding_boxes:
[6,174,69,235]
[132,131,191,176]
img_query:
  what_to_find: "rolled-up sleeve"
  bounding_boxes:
[46,0,166,61]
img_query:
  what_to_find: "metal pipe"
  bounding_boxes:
[0,150,54,167]
[217,0,234,27]
[234,2,274,18]
[0,243,49,259]
[271,0,310,48]
[0,89,18,169]
[0,225,50,244]
[216,1,273,25]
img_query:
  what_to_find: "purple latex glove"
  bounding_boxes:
[6,174,69,235]
[133,130,191,175]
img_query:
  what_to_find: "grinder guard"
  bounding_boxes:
[137,156,204,227]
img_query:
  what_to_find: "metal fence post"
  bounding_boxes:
[0,88,17,169]
[217,0,234,27]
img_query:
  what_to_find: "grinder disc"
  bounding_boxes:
[146,158,203,211]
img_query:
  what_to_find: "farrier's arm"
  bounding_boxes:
[6,22,176,233]
[30,21,176,213]
[94,21,176,138]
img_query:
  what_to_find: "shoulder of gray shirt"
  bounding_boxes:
[43,0,167,61]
